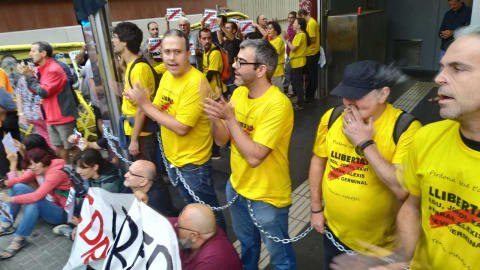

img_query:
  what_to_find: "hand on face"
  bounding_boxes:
[342,106,374,146]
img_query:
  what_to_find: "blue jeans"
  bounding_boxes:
[1,184,66,237]
[226,180,296,270]
[165,159,226,232]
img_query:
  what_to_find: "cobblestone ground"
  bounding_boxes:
[0,210,73,270]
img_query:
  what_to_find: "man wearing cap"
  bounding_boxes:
[308,60,421,268]
[0,86,16,128]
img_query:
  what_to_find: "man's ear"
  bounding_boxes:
[380,86,390,102]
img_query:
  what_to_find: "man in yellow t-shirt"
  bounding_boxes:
[398,26,480,270]
[204,39,296,269]
[112,22,157,160]
[298,8,321,103]
[309,60,421,268]
[199,28,226,96]
[124,29,226,232]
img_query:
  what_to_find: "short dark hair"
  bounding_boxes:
[245,32,263,40]
[226,22,238,33]
[218,15,228,24]
[22,134,58,158]
[240,39,278,79]
[162,29,190,51]
[288,11,297,18]
[74,149,113,176]
[147,21,158,30]
[199,28,212,38]
[267,21,281,36]
[298,9,308,17]
[32,41,53,57]
[112,22,143,54]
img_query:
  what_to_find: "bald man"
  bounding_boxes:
[122,160,178,217]
[168,204,241,270]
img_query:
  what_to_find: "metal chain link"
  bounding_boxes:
[246,199,312,243]
[325,227,401,265]
[102,125,132,165]
[155,132,238,211]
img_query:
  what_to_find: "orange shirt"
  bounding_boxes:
[0,68,14,93]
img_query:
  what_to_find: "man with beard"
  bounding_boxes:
[204,39,296,269]
[168,204,241,270]
[199,28,226,97]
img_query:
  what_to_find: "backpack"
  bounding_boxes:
[128,57,160,91]
[327,105,417,145]
[208,44,230,83]
[62,166,87,199]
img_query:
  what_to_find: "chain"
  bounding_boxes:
[246,199,312,244]
[325,227,402,266]
[325,228,356,256]
[102,125,132,165]
[155,132,238,211]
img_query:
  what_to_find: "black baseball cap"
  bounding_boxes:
[331,60,388,99]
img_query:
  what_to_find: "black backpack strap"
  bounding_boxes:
[328,105,345,130]
[128,57,160,90]
[393,111,418,144]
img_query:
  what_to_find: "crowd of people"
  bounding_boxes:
[0,3,479,270]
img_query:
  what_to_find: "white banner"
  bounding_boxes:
[63,188,135,270]
[203,9,217,25]
[210,19,220,33]
[102,202,181,270]
[239,20,255,34]
[166,7,182,21]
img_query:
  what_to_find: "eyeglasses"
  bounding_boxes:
[288,16,296,19]
[128,169,146,178]
[233,57,265,68]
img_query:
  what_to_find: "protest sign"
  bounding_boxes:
[2,132,17,154]
[189,42,196,56]
[102,201,181,270]
[166,7,182,21]
[64,187,76,223]
[63,188,135,270]
[0,202,13,223]
[148,38,163,59]
[210,19,220,32]
[239,20,255,34]
[203,9,217,25]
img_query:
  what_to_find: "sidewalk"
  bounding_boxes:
[0,218,72,270]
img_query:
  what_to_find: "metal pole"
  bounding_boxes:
[88,2,131,172]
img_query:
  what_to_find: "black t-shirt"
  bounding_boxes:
[122,185,178,217]
[223,38,241,64]
[460,131,480,152]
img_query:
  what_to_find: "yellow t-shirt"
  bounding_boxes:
[313,104,421,254]
[404,120,480,270]
[121,60,157,136]
[270,36,285,77]
[306,18,320,56]
[203,44,226,94]
[230,85,294,208]
[290,32,307,68]
[154,63,167,75]
[152,68,213,167]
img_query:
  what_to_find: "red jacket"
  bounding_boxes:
[6,159,73,207]
[25,58,78,124]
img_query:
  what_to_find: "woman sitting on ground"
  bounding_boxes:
[0,148,73,259]
[52,148,123,239]
[74,148,123,193]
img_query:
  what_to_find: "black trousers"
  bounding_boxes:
[306,52,320,100]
